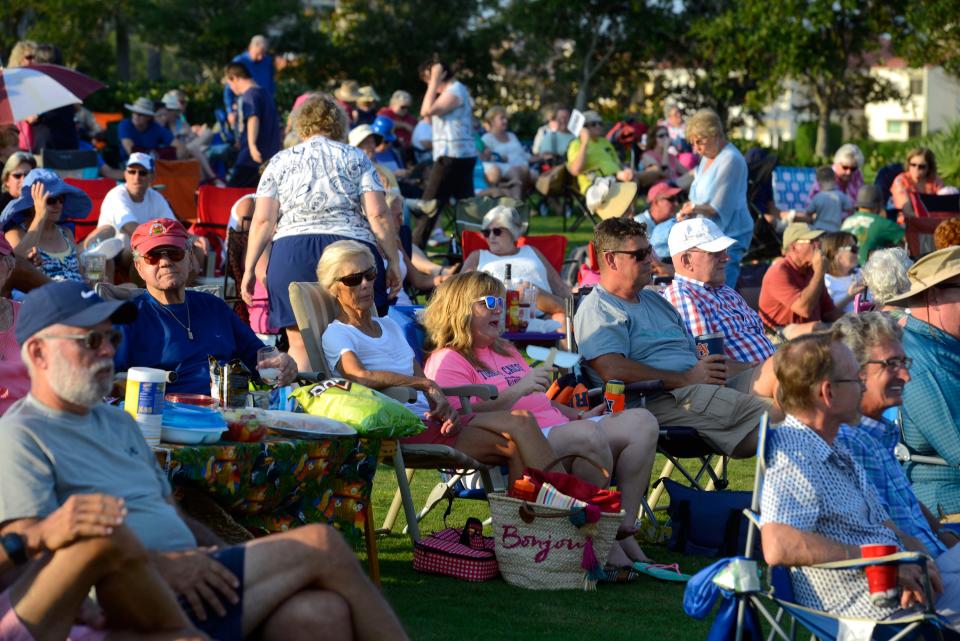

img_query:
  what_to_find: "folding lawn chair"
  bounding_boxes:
[708,413,957,641]
[286,281,501,544]
[154,159,201,224]
[63,177,115,242]
[189,185,255,269]
[460,230,574,276]
[904,191,959,258]
[772,166,817,213]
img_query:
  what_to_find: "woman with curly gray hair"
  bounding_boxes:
[241,93,401,370]
[861,247,913,312]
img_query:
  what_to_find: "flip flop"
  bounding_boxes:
[599,564,641,584]
[632,562,691,583]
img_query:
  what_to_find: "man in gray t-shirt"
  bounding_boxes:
[0,280,409,640]
[574,218,771,458]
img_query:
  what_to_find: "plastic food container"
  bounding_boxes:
[164,393,219,408]
[160,402,227,445]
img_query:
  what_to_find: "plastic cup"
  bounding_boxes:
[695,333,725,360]
[860,543,899,606]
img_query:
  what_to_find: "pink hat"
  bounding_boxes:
[131,218,189,255]
[647,182,682,203]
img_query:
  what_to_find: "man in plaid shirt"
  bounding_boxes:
[662,218,776,388]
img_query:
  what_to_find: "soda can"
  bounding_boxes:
[695,332,725,360]
[604,379,625,414]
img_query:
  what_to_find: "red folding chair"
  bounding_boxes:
[189,185,255,275]
[905,191,960,257]
[63,177,116,242]
[460,231,568,272]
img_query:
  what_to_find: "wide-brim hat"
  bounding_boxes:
[886,246,960,306]
[0,168,92,231]
[335,81,362,102]
[586,178,638,220]
[348,124,378,148]
[357,85,380,104]
[124,97,156,116]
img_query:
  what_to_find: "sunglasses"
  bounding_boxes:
[126,168,150,177]
[656,132,669,139]
[8,172,25,180]
[481,227,508,238]
[475,295,504,310]
[585,122,604,128]
[141,247,186,265]
[45,195,65,205]
[839,245,859,253]
[909,162,928,170]
[338,267,377,287]
[41,329,123,350]
[862,356,912,371]
[606,246,654,262]
[839,165,858,171]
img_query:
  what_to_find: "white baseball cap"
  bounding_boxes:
[126,152,155,172]
[667,217,736,257]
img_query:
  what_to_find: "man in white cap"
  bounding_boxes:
[663,217,776,372]
[758,222,841,333]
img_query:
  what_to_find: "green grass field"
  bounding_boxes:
[360,456,758,641]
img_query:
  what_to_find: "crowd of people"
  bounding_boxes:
[2,30,960,639]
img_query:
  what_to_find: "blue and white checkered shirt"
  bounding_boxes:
[662,275,775,364]
[837,416,946,557]
[761,415,900,619]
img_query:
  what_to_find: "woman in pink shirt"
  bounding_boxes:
[424,272,660,572]
[0,235,30,414]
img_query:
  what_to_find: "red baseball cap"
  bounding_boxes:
[131,218,189,254]
[647,181,682,202]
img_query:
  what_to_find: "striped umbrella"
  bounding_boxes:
[0,64,105,125]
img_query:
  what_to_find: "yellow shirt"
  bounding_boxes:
[566,137,623,193]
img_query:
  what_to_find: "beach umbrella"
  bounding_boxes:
[0,64,105,125]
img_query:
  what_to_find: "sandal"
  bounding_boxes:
[632,561,691,583]
[599,564,640,584]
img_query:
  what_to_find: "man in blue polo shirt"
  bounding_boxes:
[224,63,281,188]
[223,35,275,124]
[114,218,296,394]
[118,97,174,162]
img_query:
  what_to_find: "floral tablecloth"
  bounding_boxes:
[154,436,381,548]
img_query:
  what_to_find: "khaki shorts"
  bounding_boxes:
[630,383,770,456]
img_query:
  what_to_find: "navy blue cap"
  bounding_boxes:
[15,281,137,345]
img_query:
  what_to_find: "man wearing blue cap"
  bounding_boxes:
[0,281,410,640]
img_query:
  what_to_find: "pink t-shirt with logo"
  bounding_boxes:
[424,346,567,430]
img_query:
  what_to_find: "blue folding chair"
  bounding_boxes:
[773,166,817,213]
[687,413,958,641]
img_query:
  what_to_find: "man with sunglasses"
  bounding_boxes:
[114,218,297,394]
[886,247,960,518]
[566,110,637,195]
[758,222,841,334]
[633,181,682,267]
[832,313,960,568]
[0,280,410,640]
[575,218,772,460]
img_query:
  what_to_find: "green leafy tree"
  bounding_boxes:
[897,1,960,77]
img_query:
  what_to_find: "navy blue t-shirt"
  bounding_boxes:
[237,86,281,168]
[115,291,264,394]
[117,119,174,161]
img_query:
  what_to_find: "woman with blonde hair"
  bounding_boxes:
[424,271,663,578]
[680,108,753,286]
[241,93,402,370]
[317,240,558,483]
[480,106,532,198]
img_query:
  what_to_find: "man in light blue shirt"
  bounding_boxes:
[634,181,681,262]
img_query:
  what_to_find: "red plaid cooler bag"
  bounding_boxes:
[412,518,499,581]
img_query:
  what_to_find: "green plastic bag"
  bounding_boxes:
[290,379,426,438]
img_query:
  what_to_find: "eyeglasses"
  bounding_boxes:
[475,295,504,310]
[606,247,654,262]
[862,357,912,371]
[126,168,150,177]
[41,329,123,351]
[337,267,377,287]
[45,195,65,205]
[141,247,186,265]
[832,378,866,389]
[909,162,928,170]
[8,172,25,180]
[481,227,508,238]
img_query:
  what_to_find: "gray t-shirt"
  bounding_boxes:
[807,189,852,232]
[0,395,196,552]
[574,285,698,382]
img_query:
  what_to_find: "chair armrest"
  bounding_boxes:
[441,384,497,414]
[811,550,930,571]
[586,379,668,402]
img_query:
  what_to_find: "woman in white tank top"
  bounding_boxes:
[462,205,571,325]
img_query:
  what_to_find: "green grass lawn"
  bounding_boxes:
[359,455,758,641]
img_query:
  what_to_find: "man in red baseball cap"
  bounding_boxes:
[633,181,682,277]
[116,218,297,394]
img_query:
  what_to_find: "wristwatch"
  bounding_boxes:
[1,533,28,565]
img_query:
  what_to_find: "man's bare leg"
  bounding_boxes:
[238,525,408,640]
[259,590,352,641]
[11,526,198,641]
